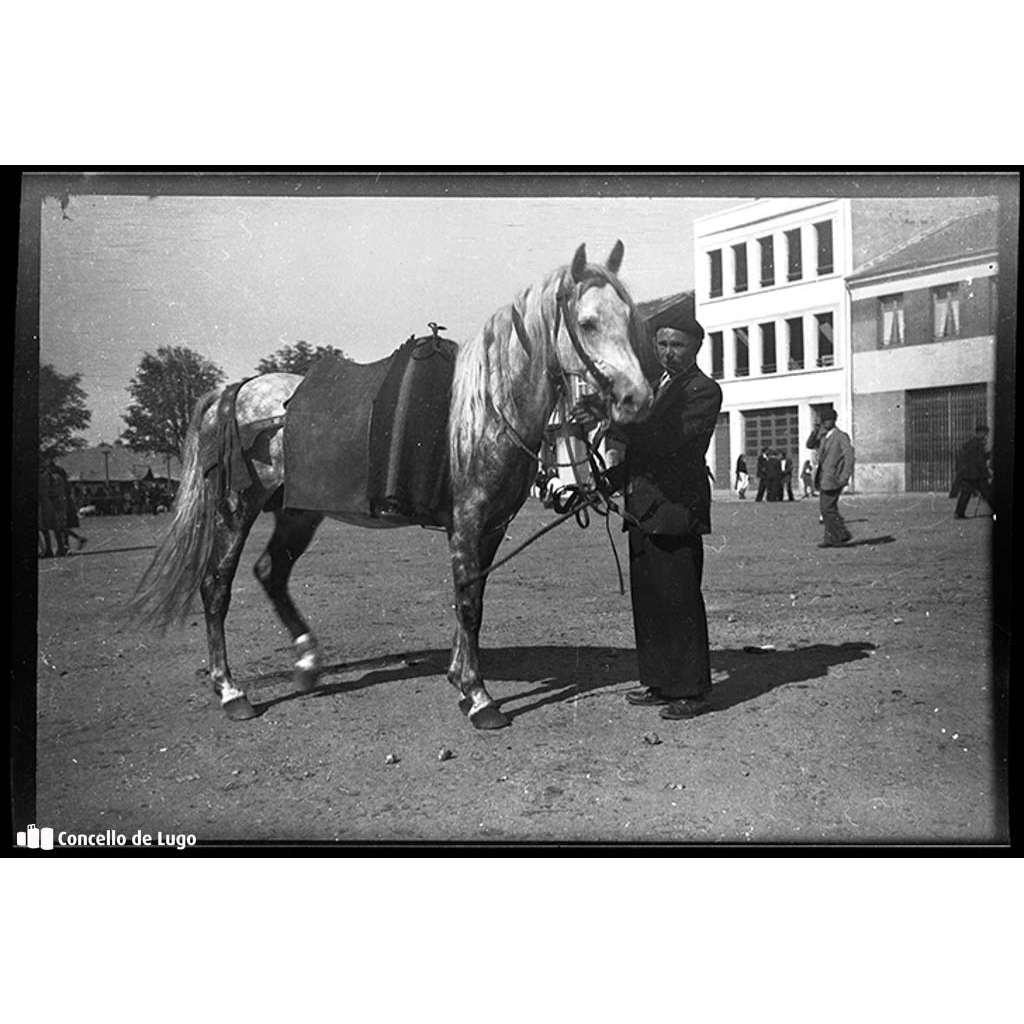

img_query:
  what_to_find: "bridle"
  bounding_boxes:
[465,272,638,585]
[510,273,627,402]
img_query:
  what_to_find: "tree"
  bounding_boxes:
[121,346,226,456]
[39,363,91,459]
[255,340,352,376]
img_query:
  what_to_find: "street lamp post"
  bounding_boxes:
[98,442,113,514]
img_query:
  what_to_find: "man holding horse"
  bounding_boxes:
[583,319,722,721]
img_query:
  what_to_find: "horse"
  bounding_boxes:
[130,242,653,729]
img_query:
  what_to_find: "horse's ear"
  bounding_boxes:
[606,239,624,275]
[571,244,588,282]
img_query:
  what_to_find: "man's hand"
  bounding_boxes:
[568,392,607,427]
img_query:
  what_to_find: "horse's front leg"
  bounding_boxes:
[448,510,510,730]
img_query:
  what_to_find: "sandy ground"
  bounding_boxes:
[33,490,1005,845]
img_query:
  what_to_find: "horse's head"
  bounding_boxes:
[556,241,653,424]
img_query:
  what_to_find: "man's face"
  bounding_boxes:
[656,329,700,375]
[821,416,836,431]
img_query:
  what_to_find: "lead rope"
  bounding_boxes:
[461,425,635,594]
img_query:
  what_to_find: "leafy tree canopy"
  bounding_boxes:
[121,346,226,457]
[39,363,92,460]
[256,340,352,376]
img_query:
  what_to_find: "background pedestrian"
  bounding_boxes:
[954,423,995,519]
[735,452,749,499]
[806,408,855,547]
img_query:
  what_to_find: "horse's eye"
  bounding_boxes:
[578,317,597,332]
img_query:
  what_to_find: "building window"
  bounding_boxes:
[732,242,748,293]
[785,228,802,281]
[990,275,999,327]
[734,327,749,377]
[760,322,777,374]
[708,250,723,298]
[815,220,834,275]
[933,284,962,338]
[710,331,724,379]
[786,317,804,370]
[758,236,775,287]
[879,294,905,346]
[815,312,835,367]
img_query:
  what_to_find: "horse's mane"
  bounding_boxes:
[449,260,640,477]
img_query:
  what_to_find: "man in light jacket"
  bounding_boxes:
[806,407,855,547]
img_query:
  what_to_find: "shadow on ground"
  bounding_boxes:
[845,535,897,547]
[246,641,876,720]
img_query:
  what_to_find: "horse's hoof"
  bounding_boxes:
[458,695,473,716]
[222,695,258,721]
[469,704,510,730]
[294,667,320,693]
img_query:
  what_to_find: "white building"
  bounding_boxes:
[692,196,998,492]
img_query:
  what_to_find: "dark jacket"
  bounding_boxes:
[957,436,989,481]
[605,364,723,536]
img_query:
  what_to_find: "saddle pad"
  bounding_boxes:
[283,353,394,516]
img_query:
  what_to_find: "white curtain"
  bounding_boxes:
[935,289,961,337]
[882,303,905,344]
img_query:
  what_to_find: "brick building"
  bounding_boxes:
[847,207,998,492]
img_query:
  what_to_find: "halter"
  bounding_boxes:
[510,277,621,397]
[554,279,616,398]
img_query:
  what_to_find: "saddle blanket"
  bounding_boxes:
[282,334,457,524]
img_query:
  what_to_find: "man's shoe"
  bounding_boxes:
[954,514,966,520]
[625,687,670,706]
[659,697,711,720]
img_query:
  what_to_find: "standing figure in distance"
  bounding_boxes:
[754,447,769,502]
[954,423,995,519]
[764,448,783,502]
[801,458,816,498]
[734,452,749,499]
[780,450,795,501]
[596,321,723,721]
[806,408,855,547]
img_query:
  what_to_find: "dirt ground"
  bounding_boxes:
[33,490,1006,846]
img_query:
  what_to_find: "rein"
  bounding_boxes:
[458,476,629,593]
[460,422,639,594]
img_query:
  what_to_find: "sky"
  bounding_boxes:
[39,192,739,445]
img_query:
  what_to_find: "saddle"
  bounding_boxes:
[282,327,458,525]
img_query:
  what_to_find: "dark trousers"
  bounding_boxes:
[819,487,851,544]
[755,477,767,501]
[783,478,794,500]
[627,526,711,699]
[955,477,994,517]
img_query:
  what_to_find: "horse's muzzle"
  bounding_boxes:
[610,383,653,424]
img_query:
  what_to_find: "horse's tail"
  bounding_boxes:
[129,390,221,630]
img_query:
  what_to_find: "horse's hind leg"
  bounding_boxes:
[253,507,325,692]
[201,493,263,721]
